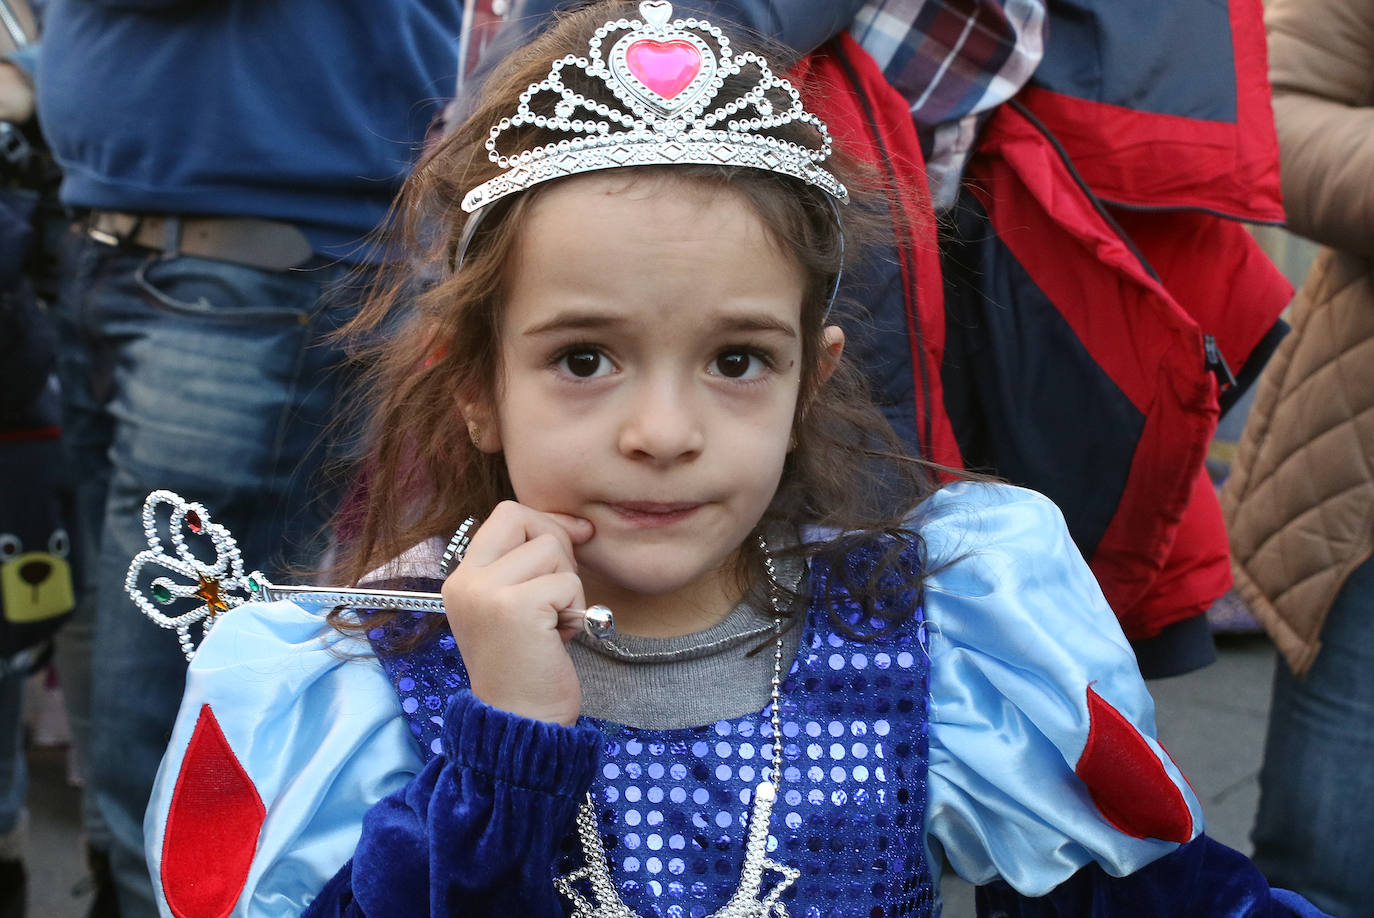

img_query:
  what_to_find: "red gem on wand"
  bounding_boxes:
[186,511,203,534]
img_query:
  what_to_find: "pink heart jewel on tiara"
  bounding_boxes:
[625,39,702,100]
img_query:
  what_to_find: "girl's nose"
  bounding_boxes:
[617,380,705,463]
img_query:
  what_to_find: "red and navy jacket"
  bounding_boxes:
[802,0,1290,668]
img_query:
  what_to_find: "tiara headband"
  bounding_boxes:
[455,1,849,311]
[460,0,848,214]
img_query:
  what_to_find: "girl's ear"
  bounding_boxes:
[817,325,845,384]
[790,326,846,453]
[458,398,502,453]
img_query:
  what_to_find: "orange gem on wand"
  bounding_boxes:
[195,574,229,614]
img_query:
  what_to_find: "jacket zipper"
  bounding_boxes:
[1204,334,1237,394]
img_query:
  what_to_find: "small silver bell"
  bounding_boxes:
[582,604,615,640]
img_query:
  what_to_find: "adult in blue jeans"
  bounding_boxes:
[17,1,473,914]
[1221,0,1374,914]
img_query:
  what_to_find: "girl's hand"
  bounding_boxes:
[441,501,594,726]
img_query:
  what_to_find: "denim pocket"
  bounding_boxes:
[134,254,323,325]
[57,229,104,317]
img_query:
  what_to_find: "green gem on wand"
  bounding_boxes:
[151,583,173,604]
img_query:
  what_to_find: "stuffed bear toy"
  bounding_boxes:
[0,237,74,669]
[0,395,74,666]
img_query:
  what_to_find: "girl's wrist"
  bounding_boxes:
[478,698,580,728]
[467,678,582,727]
[443,690,601,797]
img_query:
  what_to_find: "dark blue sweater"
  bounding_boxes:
[36,0,465,258]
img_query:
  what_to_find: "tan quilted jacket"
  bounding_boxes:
[1220,0,1374,676]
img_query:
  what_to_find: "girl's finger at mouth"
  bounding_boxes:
[461,502,587,567]
[545,512,595,543]
[483,534,581,581]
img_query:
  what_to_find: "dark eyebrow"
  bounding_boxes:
[714,314,799,338]
[520,310,799,339]
[521,311,626,337]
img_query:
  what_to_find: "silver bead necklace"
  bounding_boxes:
[554,543,799,917]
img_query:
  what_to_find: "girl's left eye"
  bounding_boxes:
[710,349,769,380]
[560,351,604,379]
[552,349,618,382]
[556,348,612,379]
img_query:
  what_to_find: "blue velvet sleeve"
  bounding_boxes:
[303,691,601,918]
[974,834,1332,918]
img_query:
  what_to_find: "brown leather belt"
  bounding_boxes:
[84,211,315,271]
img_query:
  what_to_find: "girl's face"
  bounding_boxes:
[466,173,842,632]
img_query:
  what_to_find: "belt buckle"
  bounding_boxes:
[86,212,144,248]
[87,225,122,246]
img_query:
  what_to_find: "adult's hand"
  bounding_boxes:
[0,62,32,123]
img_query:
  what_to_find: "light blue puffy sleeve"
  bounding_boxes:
[144,599,420,918]
[917,482,1204,896]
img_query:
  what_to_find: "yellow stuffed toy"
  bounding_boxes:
[0,419,75,665]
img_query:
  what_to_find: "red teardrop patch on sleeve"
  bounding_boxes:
[161,704,266,918]
[1074,686,1194,843]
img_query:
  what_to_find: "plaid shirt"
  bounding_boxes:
[851,0,1045,208]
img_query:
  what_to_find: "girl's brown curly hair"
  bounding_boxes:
[328,0,952,647]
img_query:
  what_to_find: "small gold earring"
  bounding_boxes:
[467,423,481,448]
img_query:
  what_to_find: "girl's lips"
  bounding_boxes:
[605,501,704,527]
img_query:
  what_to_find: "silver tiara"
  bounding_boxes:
[460,0,848,214]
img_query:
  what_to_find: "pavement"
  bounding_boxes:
[20,633,1277,917]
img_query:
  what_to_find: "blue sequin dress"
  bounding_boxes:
[142,483,1330,918]
[374,538,937,918]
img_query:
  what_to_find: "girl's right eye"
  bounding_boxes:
[556,348,611,379]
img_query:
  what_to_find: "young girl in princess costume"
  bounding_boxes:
[135,3,1326,916]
